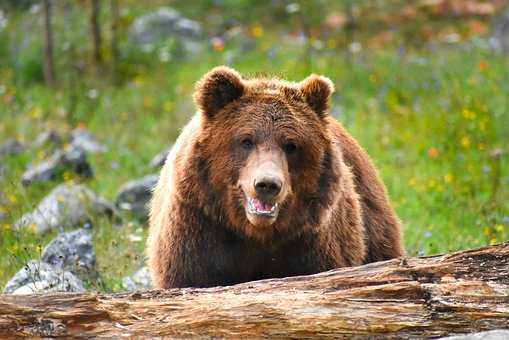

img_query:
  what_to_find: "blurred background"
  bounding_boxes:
[0,0,508,293]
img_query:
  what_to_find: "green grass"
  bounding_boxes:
[0,3,508,292]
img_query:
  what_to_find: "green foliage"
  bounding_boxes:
[12,39,45,85]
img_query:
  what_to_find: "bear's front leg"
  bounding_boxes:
[149,219,257,288]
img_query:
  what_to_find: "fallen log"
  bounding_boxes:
[1,243,508,338]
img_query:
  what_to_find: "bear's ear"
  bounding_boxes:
[194,66,245,118]
[299,74,334,118]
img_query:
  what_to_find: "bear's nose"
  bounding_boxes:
[254,177,282,198]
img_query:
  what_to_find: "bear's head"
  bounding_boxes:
[192,66,341,242]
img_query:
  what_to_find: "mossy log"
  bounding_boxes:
[0,243,508,338]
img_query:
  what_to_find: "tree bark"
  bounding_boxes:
[90,0,102,66]
[0,243,508,338]
[42,0,55,86]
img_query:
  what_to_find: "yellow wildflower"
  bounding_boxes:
[444,173,453,183]
[461,136,470,148]
[326,38,336,49]
[133,75,145,86]
[462,108,476,120]
[251,24,264,38]
[63,171,74,183]
[28,106,42,119]
[8,194,17,203]
[427,179,437,190]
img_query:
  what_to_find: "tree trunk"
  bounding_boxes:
[90,0,102,66]
[1,243,508,338]
[42,0,55,86]
[110,0,119,85]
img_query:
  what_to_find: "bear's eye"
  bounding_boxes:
[241,137,255,150]
[283,141,297,154]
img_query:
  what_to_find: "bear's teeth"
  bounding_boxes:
[247,197,278,216]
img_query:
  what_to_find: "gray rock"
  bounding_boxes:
[180,40,204,55]
[115,174,158,219]
[41,227,98,282]
[149,145,172,168]
[0,139,25,157]
[70,127,107,153]
[15,184,119,234]
[21,159,56,185]
[62,144,94,176]
[3,260,85,294]
[129,7,202,46]
[491,9,509,53]
[441,330,509,340]
[129,7,203,56]
[175,17,201,37]
[34,129,62,148]
[122,266,153,291]
[21,145,93,186]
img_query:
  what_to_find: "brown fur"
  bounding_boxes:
[147,66,404,289]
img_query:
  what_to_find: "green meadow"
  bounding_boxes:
[0,1,507,291]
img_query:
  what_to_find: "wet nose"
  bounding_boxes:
[254,177,282,198]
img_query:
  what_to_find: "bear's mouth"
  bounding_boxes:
[246,196,279,218]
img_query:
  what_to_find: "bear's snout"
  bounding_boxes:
[254,176,282,199]
[239,147,289,227]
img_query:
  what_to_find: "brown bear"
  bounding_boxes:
[147,66,404,289]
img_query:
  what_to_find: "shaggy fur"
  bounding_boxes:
[147,66,404,289]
